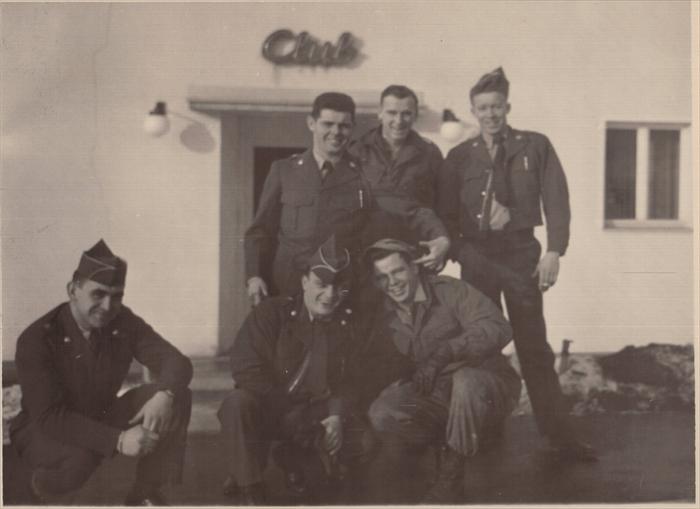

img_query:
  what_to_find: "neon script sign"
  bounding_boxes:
[262,29,358,67]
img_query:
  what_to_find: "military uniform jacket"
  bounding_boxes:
[11,303,193,457]
[437,126,571,255]
[378,274,512,366]
[349,127,444,208]
[231,295,356,417]
[244,149,447,287]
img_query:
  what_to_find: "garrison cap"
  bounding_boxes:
[308,234,351,285]
[470,67,509,100]
[75,239,127,286]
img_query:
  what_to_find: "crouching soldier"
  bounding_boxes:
[362,238,522,504]
[10,240,193,505]
[218,235,376,505]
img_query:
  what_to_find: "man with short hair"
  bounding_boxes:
[437,67,596,461]
[245,91,449,306]
[361,238,521,504]
[219,235,376,505]
[10,240,193,505]
[349,84,448,268]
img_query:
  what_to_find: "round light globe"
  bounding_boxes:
[440,121,464,143]
[143,114,170,137]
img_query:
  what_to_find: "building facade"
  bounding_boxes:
[1,2,696,358]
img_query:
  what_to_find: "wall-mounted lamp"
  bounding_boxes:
[440,109,465,143]
[143,101,170,137]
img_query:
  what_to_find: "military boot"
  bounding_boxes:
[422,445,466,504]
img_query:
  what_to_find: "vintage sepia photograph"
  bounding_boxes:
[1,1,698,506]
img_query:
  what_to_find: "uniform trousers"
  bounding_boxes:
[10,384,192,496]
[368,361,521,456]
[217,388,376,487]
[458,228,574,442]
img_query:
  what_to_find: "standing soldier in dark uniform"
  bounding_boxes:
[244,91,449,306]
[437,67,596,461]
[10,240,193,505]
[349,85,449,268]
[219,236,376,505]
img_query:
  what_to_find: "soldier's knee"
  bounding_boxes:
[368,397,395,433]
[452,367,489,401]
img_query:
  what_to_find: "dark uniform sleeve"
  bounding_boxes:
[230,301,296,414]
[125,309,193,394]
[15,332,122,457]
[244,161,283,281]
[436,148,465,252]
[438,280,512,365]
[422,142,444,207]
[538,136,571,255]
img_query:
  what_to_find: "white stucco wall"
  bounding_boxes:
[1,2,695,359]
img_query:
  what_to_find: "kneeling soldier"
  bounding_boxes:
[10,240,193,505]
[362,238,522,504]
[218,235,375,505]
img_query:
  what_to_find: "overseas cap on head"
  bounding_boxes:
[308,234,351,285]
[470,67,509,100]
[75,239,127,286]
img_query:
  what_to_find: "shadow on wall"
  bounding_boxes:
[180,122,217,154]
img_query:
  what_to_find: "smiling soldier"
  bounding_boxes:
[10,240,193,505]
[360,238,521,504]
[244,91,450,306]
[349,85,449,270]
[219,235,376,505]
[437,67,596,462]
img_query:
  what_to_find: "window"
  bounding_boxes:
[604,122,690,228]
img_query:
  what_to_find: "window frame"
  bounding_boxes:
[603,120,692,230]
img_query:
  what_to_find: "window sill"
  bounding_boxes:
[604,219,693,231]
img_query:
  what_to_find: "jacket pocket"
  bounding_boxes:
[281,193,315,235]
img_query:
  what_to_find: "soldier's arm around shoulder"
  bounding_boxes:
[124,306,193,393]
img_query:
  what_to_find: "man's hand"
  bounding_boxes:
[117,425,159,457]
[413,345,452,396]
[247,276,268,307]
[414,236,450,272]
[532,251,560,292]
[129,390,174,434]
[320,415,343,456]
[412,362,441,396]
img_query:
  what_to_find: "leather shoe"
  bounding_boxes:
[238,482,267,505]
[550,439,598,462]
[124,489,168,506]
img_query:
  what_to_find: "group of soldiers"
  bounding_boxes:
[10,67,597,506]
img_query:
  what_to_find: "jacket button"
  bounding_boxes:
[476,214,482,219]
[481,191,487,196]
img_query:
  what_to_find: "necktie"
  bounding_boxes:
[491,134,510,206]
[320,161,333,181]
